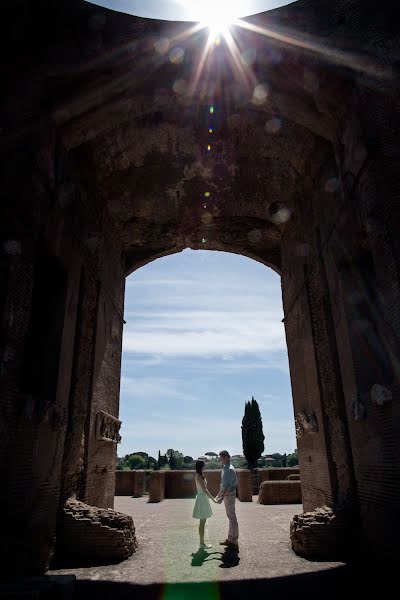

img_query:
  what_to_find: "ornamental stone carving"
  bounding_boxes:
[96,411,122,443]
[371,384,392,406]
[295,411,318,438]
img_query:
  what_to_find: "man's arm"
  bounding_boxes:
[216,466,235,501]
[215,468,226,501]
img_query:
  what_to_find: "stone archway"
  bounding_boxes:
[1,0,400,576]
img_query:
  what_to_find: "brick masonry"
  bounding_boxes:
[56,498,137,563]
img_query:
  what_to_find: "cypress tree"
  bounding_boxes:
[241,396,265,470]
[169,451,177,469]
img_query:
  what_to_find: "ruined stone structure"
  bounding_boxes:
[259,480,303,504]
[1,0,400,575]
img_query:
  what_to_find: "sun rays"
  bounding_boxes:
[175,3,393,102]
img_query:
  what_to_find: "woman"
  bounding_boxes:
[193,460,216,549]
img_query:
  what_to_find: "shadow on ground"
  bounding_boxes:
[191,547,240,568]
[75,564,383,600]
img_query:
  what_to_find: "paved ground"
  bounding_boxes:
[51,496,344,587]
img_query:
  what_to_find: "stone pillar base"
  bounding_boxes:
[237,469,252,502]
[290,505,354,560]
[149,471,166,502]
[56,499,137,564]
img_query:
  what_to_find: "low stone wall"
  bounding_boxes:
[115,471,134,495]
[148,469,255,502]
[164,470,221,498]
[165,471,195,498]
[115,470,146,497]
[56,499,137,563]
[258,480,302,504]
[258,467,300,483]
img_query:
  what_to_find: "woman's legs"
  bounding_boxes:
[199,519,206,545]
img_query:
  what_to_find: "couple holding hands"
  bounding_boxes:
[193,450,239,551]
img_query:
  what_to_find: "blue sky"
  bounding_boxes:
[120,250,296,460]
[87,1,294,21]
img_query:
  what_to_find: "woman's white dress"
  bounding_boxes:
[192,476,213,519]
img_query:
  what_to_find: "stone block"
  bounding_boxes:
[258,480,302,504]
[290,505,352,559]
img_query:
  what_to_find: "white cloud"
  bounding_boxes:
[122,307,286,357]
[121,375,197,402]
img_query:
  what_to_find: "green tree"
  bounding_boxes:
[287,452,299,467]
[205,452,218,459]
[183,455,194,463]
[169,452,177,469]
[146,456,157,469]
[126,454,146,470]
[166,448,184,469]
[241,396,265,470]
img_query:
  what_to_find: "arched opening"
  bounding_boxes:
[110,248,302,580]
[119,248,296,473]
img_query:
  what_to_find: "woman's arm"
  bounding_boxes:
[197,476,216,502]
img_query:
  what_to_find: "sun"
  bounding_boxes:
[198,1,238,41]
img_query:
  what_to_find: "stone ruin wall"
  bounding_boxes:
[0,137,126,572]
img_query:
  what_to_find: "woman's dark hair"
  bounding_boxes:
[196,460,205,477]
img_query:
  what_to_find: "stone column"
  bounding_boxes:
[149,471,166,503]
[236,470,252,502]
[281,218,358,559]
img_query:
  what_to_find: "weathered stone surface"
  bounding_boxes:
[259,481,302,505]
[290,506,352,560]
[57,499,137,564]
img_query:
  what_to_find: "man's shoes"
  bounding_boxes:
[227,541,239,550]
[220,539,239,550]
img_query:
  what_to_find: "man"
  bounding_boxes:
[215,450,239,550]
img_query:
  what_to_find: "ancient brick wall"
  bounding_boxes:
[0,130,126,572]
[328,88,400,559]
[281,219,337,512]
